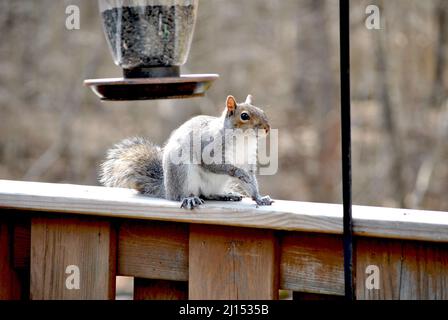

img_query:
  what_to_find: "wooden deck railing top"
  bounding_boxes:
[0,179,447,242]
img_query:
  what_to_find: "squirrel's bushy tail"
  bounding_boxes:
[99,137,165,198]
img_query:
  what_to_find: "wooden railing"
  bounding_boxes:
[0,179,447,300]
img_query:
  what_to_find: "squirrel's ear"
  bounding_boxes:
[245,94,253,105]
[226,95,237,114]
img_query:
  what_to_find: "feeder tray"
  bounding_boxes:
[84,74,219,101]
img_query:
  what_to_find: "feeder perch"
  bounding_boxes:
[84,0,218,101]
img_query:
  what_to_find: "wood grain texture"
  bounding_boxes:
[355,238,403,300]
[134,278,188,300]
[356,238,448,300]
[0,221,22,299]
[399,242,448,299]
[280,233,344,295]
[30,216,116,300]
[1,180,448,242]
[12,219,30,269]
[189,225,279,300]
[293,291,345,300]
[118,221,189,281]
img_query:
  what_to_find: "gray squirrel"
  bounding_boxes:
[99,94,274,209]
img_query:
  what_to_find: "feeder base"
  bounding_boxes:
[84,74,219,101]
[123,66,180,78]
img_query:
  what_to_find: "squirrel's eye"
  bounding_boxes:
[240,112,250,121]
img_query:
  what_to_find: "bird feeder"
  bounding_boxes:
[85,0,218,100]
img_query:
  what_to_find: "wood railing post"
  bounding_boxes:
[189,225,279,300]
[30,216,117,300]
[2,180,448,300]
[0,220,22,299]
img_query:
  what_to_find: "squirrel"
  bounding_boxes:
[99,94,274,209]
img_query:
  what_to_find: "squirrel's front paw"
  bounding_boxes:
[180,196,204,210]
[255,195,274,206]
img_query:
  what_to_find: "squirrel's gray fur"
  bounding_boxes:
[99,95,273,209]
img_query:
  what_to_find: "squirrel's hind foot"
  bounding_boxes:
[180,196,204,210]
[221,193,243,202]
[255,195,274,206]
[201,193,243,202]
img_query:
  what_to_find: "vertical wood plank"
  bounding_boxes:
[189,225,279,300]
[356,238,406,300]
[118,221,188,281]
[0,221,22,299]
[134,278,188,300]
[399,241,448,299]
[356,238,448,300]
[30,216,117,300]
[13,219,31,270]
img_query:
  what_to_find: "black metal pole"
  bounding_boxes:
[339,0,355,300]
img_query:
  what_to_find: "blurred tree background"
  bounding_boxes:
[0,0,447,211]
